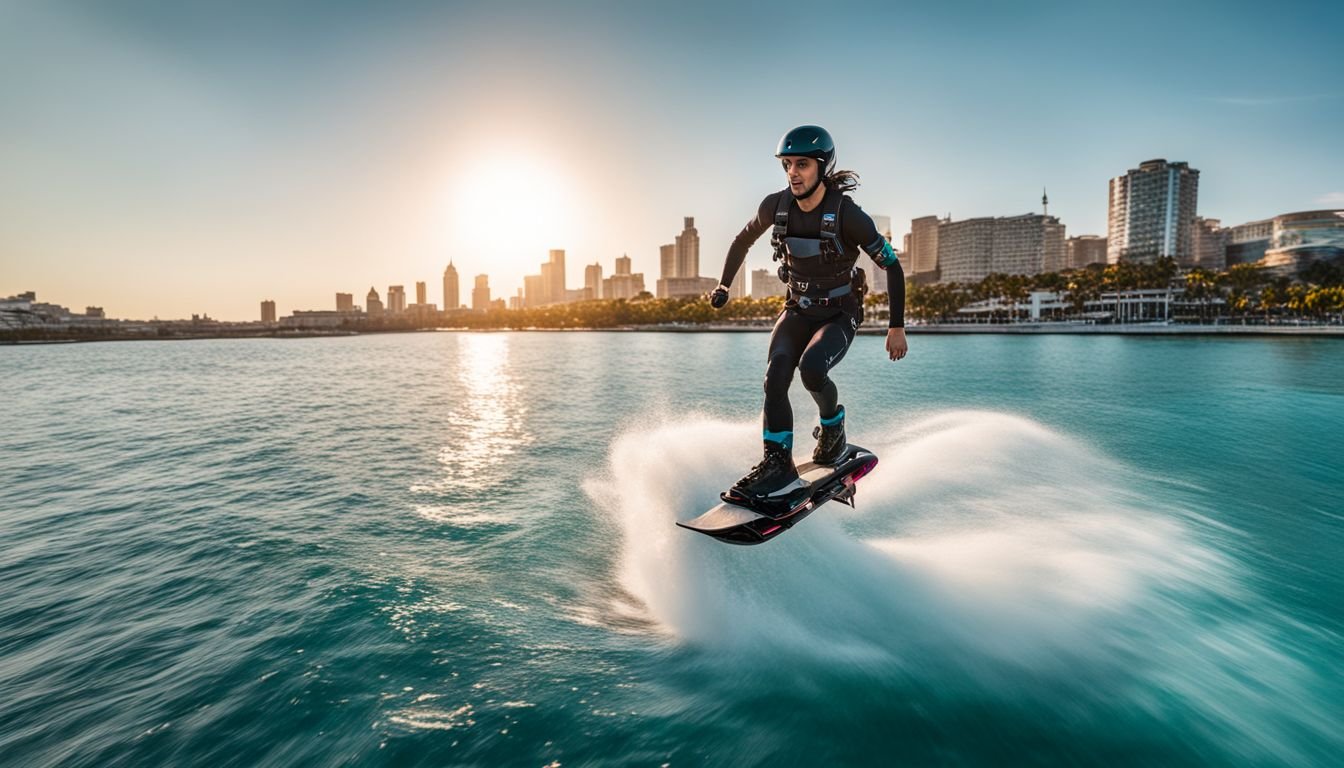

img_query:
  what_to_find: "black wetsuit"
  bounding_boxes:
[719,187,906,440]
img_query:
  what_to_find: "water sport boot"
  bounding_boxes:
[812,405,847,466]
[731,441,804,502]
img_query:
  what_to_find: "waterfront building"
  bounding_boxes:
[366,287,383,316]
[752,268,786,299]
[908,215,943,279]
[937,214,1064,284]
[1107,159,1200,264]
[1225,218,1273,266]
[657,276,718,299]
[674,217,700,281]
[472,275,490,311]
[1066,236,1108,270]
[1260,210,1344,276]
[585,263,603,300]
[659,243,676,289]
[260,300,276,324]
[85,307,105,319]
[523,274,544,308]
[280,309,361,329]
[1191,218,1228,270]
[603,255,646,300]
[335,292,354,312]
[548,249,566,304]
[415,281,427,305]
[442,260,460,310]
[386,285,406,314]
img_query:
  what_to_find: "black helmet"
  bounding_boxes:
[776,125,836,177]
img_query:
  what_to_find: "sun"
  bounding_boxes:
[444,148,579,287]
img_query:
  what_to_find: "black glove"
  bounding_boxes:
[708,285,729,309]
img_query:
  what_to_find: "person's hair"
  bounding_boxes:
[825,169,860,192]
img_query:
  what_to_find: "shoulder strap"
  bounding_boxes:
[770,189,791,260]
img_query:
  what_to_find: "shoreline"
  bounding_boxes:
[5,323,1344,345]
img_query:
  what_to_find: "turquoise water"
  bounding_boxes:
[3,332,1341,766]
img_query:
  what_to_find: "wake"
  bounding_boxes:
[584,410,1334,761]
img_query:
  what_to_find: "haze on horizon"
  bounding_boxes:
[2,0,1341,321]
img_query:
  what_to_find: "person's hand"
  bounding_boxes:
[886,328,908,360]
[708,285,729,309]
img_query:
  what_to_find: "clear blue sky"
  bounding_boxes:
[2,0,1341,320]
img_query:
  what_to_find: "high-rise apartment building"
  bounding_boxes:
[908,215,943,278]
[366,287,383,315]
[1065,236,1108,270]
[387,285,406,314]
[1107,159,1200,264]
[674,217,700,279]
[585,262,603,300]
[260,300,276,323]
[442,260,460,310]
[472,275,490,311]
[336,292,354,312]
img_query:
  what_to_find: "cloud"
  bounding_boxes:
[1316,192,1344,207]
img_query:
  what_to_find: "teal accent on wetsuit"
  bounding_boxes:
[821,407,845,427]
[763,430,793,449]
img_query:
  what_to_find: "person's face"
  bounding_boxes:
[781,156,819,196]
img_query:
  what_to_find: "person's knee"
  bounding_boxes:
[799,362,829,393]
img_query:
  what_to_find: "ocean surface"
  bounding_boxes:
[3,331,1341,767]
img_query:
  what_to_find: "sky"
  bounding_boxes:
[2,0,1342,320]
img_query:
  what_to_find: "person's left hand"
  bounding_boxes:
[886,328,908,361]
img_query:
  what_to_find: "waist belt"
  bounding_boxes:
[788,282,852,309]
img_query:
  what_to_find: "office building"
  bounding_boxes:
[415,281,427,305]
[1260,210,1344,276]
[1066,236,1108,270]
[547,249,566,304]
[1191,218,1228,270]
[660,244,676,283]
[1107,159,1200,264]
[603,254,646,300]
[386,285,406,314]
[472,275,491,311]
[336,292,354,312]
[752,268,787,299]
[585,263,603,300]
[442,260,460,310]
[675,217,700,280]
[366,287,383,315]
[936,214,1064,284]
[1225,218,1273,266]
[260,300,276,324]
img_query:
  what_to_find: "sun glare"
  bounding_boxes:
[445,149,578,286]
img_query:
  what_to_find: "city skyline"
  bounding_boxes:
[3,1,1341,321]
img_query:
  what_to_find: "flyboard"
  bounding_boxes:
[677,445,878,545]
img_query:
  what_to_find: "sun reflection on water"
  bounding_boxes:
[427,333,532,495]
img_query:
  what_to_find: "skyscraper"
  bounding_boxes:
[443,260,460,310]
[366,287,383,315]
[615,254,632,275]
[1107,159,1200,264]
[547,249,566,304]
[472,274,490,311]
[1191,218,1228,270]
[660,243,676,278]
[585,262,603,300]
[260,300,276,323]
[387,285,406,314]
[674,217,700,279]
[415,281,427,305]
[336,292,354,312]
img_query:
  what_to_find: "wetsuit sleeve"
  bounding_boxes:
[842,198,906,329]
[719,193,777,288]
